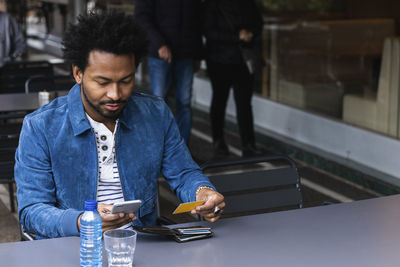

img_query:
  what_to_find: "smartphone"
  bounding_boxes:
[111,200,142,214]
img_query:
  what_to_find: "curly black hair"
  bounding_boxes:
[62,12,148,72]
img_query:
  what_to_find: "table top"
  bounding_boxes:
[1,195,400,267]
[0,91,68,112]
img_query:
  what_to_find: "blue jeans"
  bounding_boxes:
[148,57,194,143]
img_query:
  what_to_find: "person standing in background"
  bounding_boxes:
[0,2,26,67]
[203,0,263,157]
[134,0,204,143]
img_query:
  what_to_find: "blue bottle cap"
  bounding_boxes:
[84,200,98,211]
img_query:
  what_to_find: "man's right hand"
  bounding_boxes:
[158,45,172,63]
[77,203,136,233]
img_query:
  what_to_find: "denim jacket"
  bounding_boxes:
[15,84,215,239]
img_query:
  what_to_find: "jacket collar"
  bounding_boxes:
[67,83,134,136]
[67,83,91,136]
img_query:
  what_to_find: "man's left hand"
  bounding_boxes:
[191,187,225,223]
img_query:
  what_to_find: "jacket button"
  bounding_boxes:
[102,145,108,151]
[100,135,107,141]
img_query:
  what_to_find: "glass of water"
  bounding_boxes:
[104,229,137,267]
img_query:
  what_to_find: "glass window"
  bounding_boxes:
[256,0,400,138]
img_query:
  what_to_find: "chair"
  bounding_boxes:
[0,112,26,122]
[25,74,75,93]
[200,155,302,218]
[0,131,18,213]
[0,149,15,161]
[0,122,22,140]
[0,161,16,213]
[24,75,56,93]
[0,138,19,151]
[53,75,75,91]
[20,224,35,241]
[155,192,176,226]
[0,61,53,94]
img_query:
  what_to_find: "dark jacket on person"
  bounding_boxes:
[134,0,203,60]
[203,0,263,64]
[0,11,26,67]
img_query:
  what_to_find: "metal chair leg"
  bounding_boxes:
[8,182,15,213]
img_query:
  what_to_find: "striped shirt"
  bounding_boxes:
[86,114,132,230]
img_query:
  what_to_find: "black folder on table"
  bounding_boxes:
[133,225,213,243]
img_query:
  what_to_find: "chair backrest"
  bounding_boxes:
[0,122,22,140]
[53,75,75,91]
[0,138,19,151]
[201,155,302,218]
[0,160,14,178]
[0,61,54,94]
[25,75,56,93]
[0,149,15,162]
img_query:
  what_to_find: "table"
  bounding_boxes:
[0,93,40,113]
[0,91,68,113]
[1,195,400,267]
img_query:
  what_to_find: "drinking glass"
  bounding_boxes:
[104,229,137,267]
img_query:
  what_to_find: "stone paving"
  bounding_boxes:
[0,185,19,242]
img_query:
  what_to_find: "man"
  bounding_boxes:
[134,0,203,143]
[15,12,224,239]
[0,8,26,67]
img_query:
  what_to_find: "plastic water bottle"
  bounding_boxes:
[80,200,103,267]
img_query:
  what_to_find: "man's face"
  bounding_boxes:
[72,50,136,122]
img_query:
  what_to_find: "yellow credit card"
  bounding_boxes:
[172,201,205,214]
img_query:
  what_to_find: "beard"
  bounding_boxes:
[81,81,127,121]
